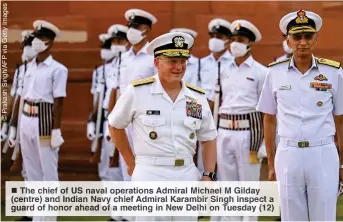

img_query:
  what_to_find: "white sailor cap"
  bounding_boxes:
[107,24,128,39]
[125,9,157,28]
[170,28,198,38]
[279,10,322,35]
[21,30,34,46]
[98,33,112,49]
[208,18,232,37]
[33,20,60,39]
[147,32,194,58]
[230,20,262,42]
[21,30,33,41]
[99,33,109,43]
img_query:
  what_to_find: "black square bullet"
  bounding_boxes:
[12,188,17,193]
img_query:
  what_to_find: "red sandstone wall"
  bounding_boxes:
[4,1,343,160]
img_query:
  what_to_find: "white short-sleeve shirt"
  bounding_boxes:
[118,42,157,95]
[182,55,200,87]
[108,74,218,158]
[257,56,343,140]
[18,55,68,104]
[209,55,267,114]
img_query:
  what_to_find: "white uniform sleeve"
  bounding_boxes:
[258,67,268,96]
[133,59,156,80]
[196,97,218,141]
[256,70,277,115]
[207,81,216,102]
[53,67,68,98]
[107,84,136,129]
[333,68,343,115]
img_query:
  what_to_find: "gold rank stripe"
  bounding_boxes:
[131,76,155,87]
[268,58,291,67]
[288,26,316,34]
[289,29,316,34]
[185,82,206,94]
[290,25,315,31]
[155,49,189,54]
[316,57,341,69]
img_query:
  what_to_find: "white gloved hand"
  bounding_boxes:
[1,122,9,142]
[87,122,96,141]
[258,140,267,159]
[8,126,17,147]
[51,129,64,149]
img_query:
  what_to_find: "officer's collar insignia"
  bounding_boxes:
[173,36,185,48]
[295,10,308,24]
[314,74,328,81]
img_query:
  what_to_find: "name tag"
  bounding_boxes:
[279,85,291,90]
[146,110,160,115]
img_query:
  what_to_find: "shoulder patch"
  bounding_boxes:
[267,58,291,67]
[185,82,205,94]
[316,58,341,69]
[131,76,155,87]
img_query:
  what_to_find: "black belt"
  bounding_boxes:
[219,112,264,152]
[23,100,39,117]
[22,101,54,137]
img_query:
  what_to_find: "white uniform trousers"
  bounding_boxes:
[132,156,201,222]
[215,129,261,222]
[20,114,59,221]
[99,121,123,182]
[275,137,339,221]
[115,124,134,221]
[120,124,134,182]
[21,163,28,181]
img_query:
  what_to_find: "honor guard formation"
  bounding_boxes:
[1,7,342,222]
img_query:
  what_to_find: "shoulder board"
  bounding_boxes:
[131,76,155,87]
[185,82,205,94]
[267,58,291,67]
[316,58,341,69]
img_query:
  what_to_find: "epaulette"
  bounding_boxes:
[185,82,205,94]
[267,58,291,67]
[131,76,155,87]
[316,58,341,69]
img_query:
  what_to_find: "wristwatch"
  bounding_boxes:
[340,164,343,169]
[203,172,216,181]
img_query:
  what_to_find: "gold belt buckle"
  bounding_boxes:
[298,141,309,148]
[175,159,184,166]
